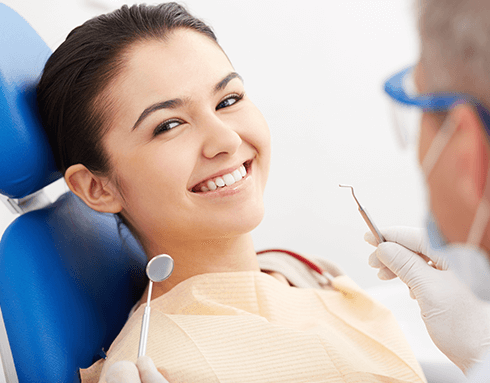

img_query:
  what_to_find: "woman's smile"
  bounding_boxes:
[190,159,252,193]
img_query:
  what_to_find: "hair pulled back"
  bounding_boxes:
[37,3,217,175]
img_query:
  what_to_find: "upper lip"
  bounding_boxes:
[189,159,252,191]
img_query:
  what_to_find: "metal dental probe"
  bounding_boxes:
[339,185,439,270]
[339,185,386,244]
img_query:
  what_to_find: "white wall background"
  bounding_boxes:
[0,0,424,290]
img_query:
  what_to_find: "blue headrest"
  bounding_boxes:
[0,192,147,382]
[0,3,61,199]
[0,5,148,381]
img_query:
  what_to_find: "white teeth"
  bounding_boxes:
[215,177,225,187]
[232,169,242,182]
[195,163,249,192]
[222,173,236,186]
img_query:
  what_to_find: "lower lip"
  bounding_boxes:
[192,164,253,199]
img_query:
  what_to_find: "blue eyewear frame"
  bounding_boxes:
[384,66,490,134]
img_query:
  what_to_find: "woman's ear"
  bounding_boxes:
[450,104,490,208]
[64,164,123,213]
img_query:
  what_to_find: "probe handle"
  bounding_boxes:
[138,306,151,357]
[359,207,385,244]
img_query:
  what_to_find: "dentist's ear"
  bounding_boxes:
[64,163,123,214]
[450,104,490,208]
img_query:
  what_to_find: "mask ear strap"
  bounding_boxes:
[421,114,458,178]
[467,171,490,247]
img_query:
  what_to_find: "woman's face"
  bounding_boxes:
[102,29,271,250]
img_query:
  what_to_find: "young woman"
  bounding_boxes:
[37,3,426,382]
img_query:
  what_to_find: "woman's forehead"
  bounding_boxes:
[104,29,236,131]
[110,30,233,103]
[124,30,231,80]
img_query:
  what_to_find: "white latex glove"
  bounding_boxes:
[365,226,490,374]
[106,356,169,383]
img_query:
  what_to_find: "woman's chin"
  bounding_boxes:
[194,204,265,240]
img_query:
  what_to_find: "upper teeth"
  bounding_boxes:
[200,165,247,192]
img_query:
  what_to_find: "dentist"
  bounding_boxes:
[367,0,490,379]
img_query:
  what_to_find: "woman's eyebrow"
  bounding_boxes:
[132,98,184,131]
[131,72,243,131]
[214,72,243,92]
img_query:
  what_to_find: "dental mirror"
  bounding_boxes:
[147,253,174,282]
[138,254,174,357]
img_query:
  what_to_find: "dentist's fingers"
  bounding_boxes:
[368,250,397,280]
[375,241,434,291]
[365,227,448,271]
[106,361,141,383]
[409,287,416,300]
[368,250,383,268]
[377,265,397,280]
[364,231,379,247]
[137,356,169,383]
[365,227,430,255]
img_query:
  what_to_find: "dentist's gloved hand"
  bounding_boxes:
[365,226,490,374]
[106,356,169,383]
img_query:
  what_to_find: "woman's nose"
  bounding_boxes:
[201,116,242,159]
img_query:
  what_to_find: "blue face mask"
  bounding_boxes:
[426,211,448,250]
[426,211,490,301]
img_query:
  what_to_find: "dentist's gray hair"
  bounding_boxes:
[418,0,490,105]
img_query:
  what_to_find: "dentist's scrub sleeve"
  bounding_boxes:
[81,252,426,383]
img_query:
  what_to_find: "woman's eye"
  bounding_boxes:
[153,119,182,136]
[216,93,244,110]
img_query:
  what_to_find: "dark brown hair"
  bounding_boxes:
[37,3,217,176]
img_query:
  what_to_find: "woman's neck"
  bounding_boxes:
[141,233,260,301]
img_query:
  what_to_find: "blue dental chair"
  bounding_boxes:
[0,4,147,382]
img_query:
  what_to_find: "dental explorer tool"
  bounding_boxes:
[138,253,174,357]
[339,185,386,244]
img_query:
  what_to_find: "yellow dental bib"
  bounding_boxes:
[81,271,426,383]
